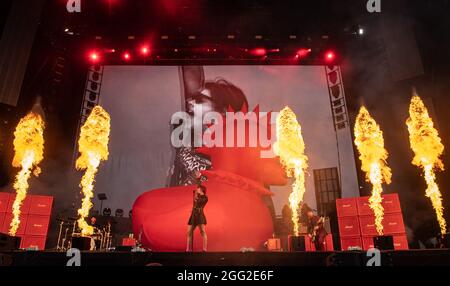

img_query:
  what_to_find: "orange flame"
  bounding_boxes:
[406,94,447,235]
[76,106,110,236]
[273,107,308,236]
[354,107,391,235]
[9,112,45,236]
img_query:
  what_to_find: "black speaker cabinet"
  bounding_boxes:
[115,246,133,252]
[288,235,306,252]
[71,236,92,251]
[0,232,21,251]
[373,235,394,250]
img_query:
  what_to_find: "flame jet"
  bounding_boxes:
[9,112,45,236]
[406,94,447,235]
[273,107,308,236]
[76,106,111,236]
[354,107,392,235]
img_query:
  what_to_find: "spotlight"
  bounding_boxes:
[140,46,150,56]
[325,51,336,62]
[88,51,100,63]
[122,52,131,61]
[358,28,365,35]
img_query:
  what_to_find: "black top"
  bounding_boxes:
[193,194,208,209]
[188,194,208,226]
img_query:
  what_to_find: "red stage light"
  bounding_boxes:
[140,46,150,56]
[325,51,336,62]
[88,51,100,63]
[250,48,267,57]
[122,52,131,61]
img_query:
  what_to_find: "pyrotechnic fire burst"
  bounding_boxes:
[9,112,45,236]
[76,106,110,236]
[354,107,391,235]
[273,107,308,236]
[406,94,447,235]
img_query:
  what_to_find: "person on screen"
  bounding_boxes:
[186,184,209,252]
[168,66,248,186]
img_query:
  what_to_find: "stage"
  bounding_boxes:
[1,250,450,266]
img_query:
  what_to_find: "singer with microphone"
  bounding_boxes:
[186,184,208,252]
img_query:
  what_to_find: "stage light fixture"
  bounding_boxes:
[122,52,131,61]
[88,51,100,63]
[140,46,150,56]
[358,27,365,35]
[325,51,336,62]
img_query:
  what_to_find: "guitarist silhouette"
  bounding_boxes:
[306,208,327,251]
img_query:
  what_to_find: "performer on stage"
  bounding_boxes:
[186,184,208,252]
[306,208,327,251]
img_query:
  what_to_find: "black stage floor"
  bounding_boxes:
[1,249,450,266]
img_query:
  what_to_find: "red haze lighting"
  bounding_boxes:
[296,48,312,59]
[250,48,267,57]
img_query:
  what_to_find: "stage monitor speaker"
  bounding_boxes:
[373,235,394,250]
[71,236,93,251]
[267,238,281,252]
[288,235,306,252]
[0,233,21,251]
[0,253,13,266]
[116,246,133,252]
